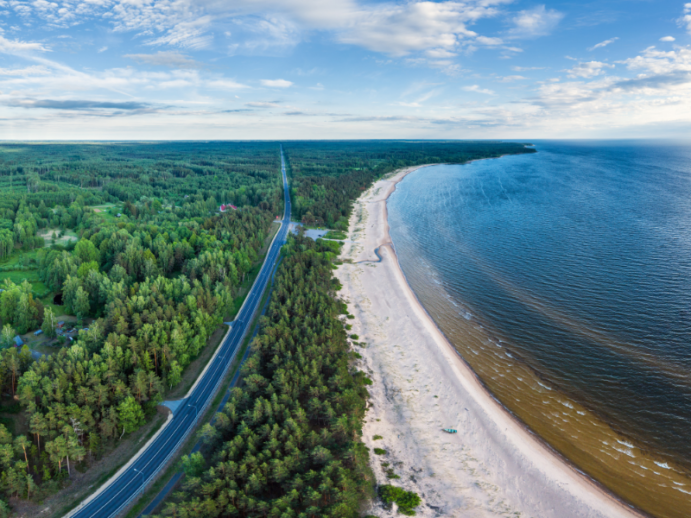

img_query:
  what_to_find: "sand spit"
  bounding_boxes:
[335,165,643,518]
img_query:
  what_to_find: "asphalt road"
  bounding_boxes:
[68,145,292,518]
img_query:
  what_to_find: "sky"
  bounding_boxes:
[0,0,690,139]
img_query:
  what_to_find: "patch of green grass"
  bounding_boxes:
[0,269,41,285]
[373,448,387,455]
[350,334,359,340]
[373,435,383,441]
[324,230,347,240]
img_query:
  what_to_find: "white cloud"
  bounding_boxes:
[0,65,50,76]
[464,84,494,95]
[588,37,618,51]
[499,75,525,82]
[476,36,503,46]
[207,79,249,90]
[511,65,546,71]
[680,3,691,35]
[125,51,201,69]
[508,5,564,39]
[660,36,676,42]
[566,61,614,78]
[261,79,293,88]
[338,2,493,57]
[98,46,108,53]
[0,35,50,53]
[246,101,281,107]
[620,46,691,76]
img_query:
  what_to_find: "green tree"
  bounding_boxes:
[74,238,100,265]
[1,324,14,348]
[74,286,90,320]
[117,396,144,436]
[42,307,57,338]
[13,436,30,467]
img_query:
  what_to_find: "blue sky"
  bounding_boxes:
[0,0,690,139]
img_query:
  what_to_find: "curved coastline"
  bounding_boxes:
[335,162,644,518]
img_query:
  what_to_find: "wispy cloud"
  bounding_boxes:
[0,35,50,53]
[499,75,525,82]
[680,3,691,35]
[0,66,50,76]
[245,101,281,107]
[463,84,494,95]
[588,37,618,51]
[261,79,293,88]
[511,66,546,72]
[508,5,564,39]
[566,61,614,78]
[660,36,675,42]
[125,51,202,69]
[5,99,151,111]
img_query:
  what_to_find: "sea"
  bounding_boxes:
[387,140,691,518]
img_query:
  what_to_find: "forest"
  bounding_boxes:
[157,235,373,517]
[0,140,533,517]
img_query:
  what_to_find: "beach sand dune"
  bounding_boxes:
[335,166,643,518]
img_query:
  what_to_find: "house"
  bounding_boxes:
[57,321,65,328]
[34,329,42,336]
[116,213,122,218]
[13,336,23,347]
[219,204,238,212]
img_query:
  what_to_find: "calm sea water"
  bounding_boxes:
[387,141,691,517]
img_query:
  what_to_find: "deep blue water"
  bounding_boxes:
[388,140,691,467]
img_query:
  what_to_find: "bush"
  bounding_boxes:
[373,448,387,455]
[379,485,421,516]
[373,435,383,440]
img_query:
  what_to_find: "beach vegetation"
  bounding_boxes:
[373,435,383,440]
[378,485,421,515]
[374,448,387,455]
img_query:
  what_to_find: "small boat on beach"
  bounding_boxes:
[442,428,457,434]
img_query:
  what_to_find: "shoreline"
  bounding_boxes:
[335,162,645,517]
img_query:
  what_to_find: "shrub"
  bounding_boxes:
[373,448,387,455]
[373,435,383,440]
[379,485,421,516]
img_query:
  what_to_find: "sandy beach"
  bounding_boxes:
[335,165,644,518]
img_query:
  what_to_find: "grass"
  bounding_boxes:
[37,228,79,247]
[324,230,347,240]
[374,448,387,455]
[0,269,41,284]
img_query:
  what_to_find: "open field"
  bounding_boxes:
[37,228,79,246]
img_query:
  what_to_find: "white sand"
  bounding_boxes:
[335,165,644,518]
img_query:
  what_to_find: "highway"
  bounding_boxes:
[67,145,292,518]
